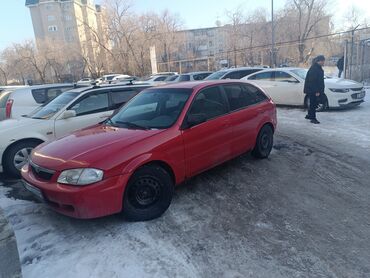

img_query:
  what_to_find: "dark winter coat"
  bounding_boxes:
[337,57,344,70]
[304,63,325,95]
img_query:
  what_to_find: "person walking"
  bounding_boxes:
[304,55,325,124]
[337,56,344,78]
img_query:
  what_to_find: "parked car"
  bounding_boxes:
[98,74,122,84]
[164,75,179,82]
[0,84,151,176]
[21,80,277,220]
[111,74,133,84]
[137,75,169,84]
[0,86,28,120]
[0,84,74,120]
[76,78,95,86]
[171,71,214,82]
[243,67,366,110]
[151,72,178,77]
[205,67,264,80]
[0,85,27,93]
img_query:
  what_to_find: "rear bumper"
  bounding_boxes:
[21,164,130,219]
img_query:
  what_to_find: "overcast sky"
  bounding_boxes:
[0,0,369,50]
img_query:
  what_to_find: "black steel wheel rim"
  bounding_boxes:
[128,177,162,208]
[260,132,271,150]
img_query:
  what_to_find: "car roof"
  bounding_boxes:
[65,83,152,93]
[219,67,264,73]
[182,71,213,75]
[23,83,74,89]
[150,80,249,90]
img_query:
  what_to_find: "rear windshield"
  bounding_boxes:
[0,91,11,108]
[28,92,79,119]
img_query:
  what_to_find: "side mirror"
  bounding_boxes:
[184,113,207,129]
[61,110,76,119]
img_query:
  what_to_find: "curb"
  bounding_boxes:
[0,207,22,278]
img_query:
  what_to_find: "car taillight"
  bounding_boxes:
[5,99,14,118]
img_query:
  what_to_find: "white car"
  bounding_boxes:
[76,78,94,86]
[111,74,132,84]
[0,84,74,120]
[136,75,169,85]
[97,74,123,84]
[243,68,366,110]
[0,84,150,176]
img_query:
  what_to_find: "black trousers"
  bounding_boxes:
[338,70,343,78]
[308,93,317,120]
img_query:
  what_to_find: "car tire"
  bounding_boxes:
[252,125,274,159]
[3,141,40,177]
[304,94,328,112]
[123,165,174,221]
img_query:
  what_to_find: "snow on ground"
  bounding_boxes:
[277,89,370,163]
[0,88,369,278]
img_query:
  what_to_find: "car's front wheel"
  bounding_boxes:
[252,125,274,159]
[3,140,41,177]
[123,165,174,221]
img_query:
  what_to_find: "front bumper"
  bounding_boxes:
[21,164,130,219]
[327,89,366,108]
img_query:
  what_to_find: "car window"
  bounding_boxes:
[248,71,274,81]
[239,69,262,78]
[188,86,228,121]
[205,71,227,80]
[110,88,192,129]
[178,75,191,82]
[29,92,80,119]
[31,89,48,103]
[224,71,242,79]
[274,71,298,83]
[223,84,251,111]
[193,73,210,80]
[110,89,139,110]
[240,84,268,104]
[69,91,109,116]
[154,76,167,81]
[47,87,72,100]
[32,87,72,104]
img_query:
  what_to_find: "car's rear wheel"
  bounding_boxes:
[305,94,328,112]
[252,125,274,159]
[3,141,40,177]
[123,165,174,221]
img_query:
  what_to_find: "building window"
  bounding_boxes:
[46,4,53,10]
[47,15,55,21]
[63,3,70,10]
[64,15,72,21]
[48,25,58,32]
[65,26,74,31]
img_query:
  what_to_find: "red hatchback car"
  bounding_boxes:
[21,81,277,221]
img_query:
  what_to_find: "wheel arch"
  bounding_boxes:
[2,138,44,165]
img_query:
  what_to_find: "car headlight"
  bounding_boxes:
[329,88,349,93]
[57,168,104,185]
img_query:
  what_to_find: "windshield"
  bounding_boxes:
[290,69,308,80]
[28,92,79,119]
[205,71,227,80]
[109,88,192,129]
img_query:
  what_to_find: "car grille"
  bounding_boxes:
[351,87,363,91]
[29,161,55,181]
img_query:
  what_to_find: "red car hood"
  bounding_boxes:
[31,125,164,170]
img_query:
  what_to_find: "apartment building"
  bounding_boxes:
[25,0,107,70]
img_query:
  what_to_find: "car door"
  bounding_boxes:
[247,71,278,102]
[181,85,232,177]
[271,71,304,105]
[222,83,268,155]
[54,90,111,138]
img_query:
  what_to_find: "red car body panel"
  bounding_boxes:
[22,80,277,219]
